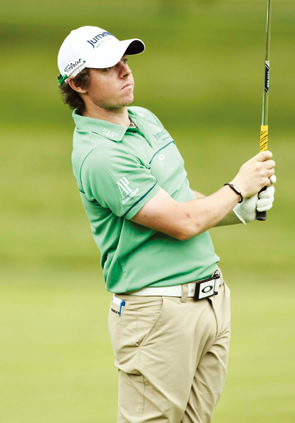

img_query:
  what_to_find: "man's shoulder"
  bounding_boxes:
[128,105,151,117]
[128,106,163,127]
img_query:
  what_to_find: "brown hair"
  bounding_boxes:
[59,68,90,115]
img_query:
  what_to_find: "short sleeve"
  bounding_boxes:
[80,146,160,219]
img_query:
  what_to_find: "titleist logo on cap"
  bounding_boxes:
[64,58,83,73]
[87,31,112,48]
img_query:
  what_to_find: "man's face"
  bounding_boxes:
[84,56,135,111]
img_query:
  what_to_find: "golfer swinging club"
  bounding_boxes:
[57,26,276,423]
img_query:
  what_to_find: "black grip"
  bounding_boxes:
[256,210,267,221]
[256,186,267,221]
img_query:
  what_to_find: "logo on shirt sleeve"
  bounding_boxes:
[116,177,139,205]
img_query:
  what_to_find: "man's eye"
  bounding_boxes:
[103,67,113,71]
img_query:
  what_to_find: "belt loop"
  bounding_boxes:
[180,284,188,303]
[217,267,224,285]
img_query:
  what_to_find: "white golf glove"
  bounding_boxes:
[234,185,275,224]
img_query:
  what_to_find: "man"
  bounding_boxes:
[57,26,275,423]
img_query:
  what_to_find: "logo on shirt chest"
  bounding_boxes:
[116,177,139,205]
[153,130,170,141]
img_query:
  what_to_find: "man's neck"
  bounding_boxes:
[83,104,130,127]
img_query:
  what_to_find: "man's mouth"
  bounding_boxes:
[122,83,133,90]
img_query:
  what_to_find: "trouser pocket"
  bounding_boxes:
[108,295,164,368]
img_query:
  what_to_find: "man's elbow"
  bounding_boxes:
[174,231,192,241]
[172,220,203,241]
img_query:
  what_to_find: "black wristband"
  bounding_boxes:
[224,183,243,203]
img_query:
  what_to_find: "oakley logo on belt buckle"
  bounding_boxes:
[194,272,221,301]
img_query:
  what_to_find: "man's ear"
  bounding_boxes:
[68,77,88,94]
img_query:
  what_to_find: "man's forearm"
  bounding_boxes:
[192,190,241,227]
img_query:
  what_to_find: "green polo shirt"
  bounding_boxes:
[72,106,219,293]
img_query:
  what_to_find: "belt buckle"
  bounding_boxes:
[194,271,220,301]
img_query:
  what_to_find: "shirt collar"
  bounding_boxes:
[72,110,129,142]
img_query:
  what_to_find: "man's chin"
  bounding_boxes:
[115,97,134,109]
[106,101,133,112]
[124,93,134,107]
[125,99,134,107]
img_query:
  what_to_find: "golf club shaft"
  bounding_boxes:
[256,0,272,221]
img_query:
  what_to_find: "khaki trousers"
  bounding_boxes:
[108,278,231,423]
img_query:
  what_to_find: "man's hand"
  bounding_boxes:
[234,185,275,224]
[231,151,276,199]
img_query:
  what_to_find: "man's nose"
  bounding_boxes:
[119,61,131,77]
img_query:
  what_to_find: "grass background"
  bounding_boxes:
[1,0,294,422]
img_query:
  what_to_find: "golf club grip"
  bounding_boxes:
[256,187,267,221]
[256,125,268,221]
[256,210,266,221]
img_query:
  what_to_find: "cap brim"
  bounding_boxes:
[87,38,145,69]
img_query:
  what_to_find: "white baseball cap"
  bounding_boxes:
[57,26,145,84]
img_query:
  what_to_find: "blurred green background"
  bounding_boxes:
[1,0,294,422]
